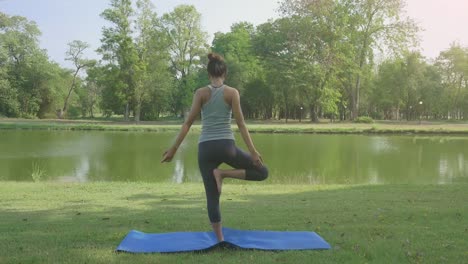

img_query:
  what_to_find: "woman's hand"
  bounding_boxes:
[161,147,177,163]
[251,151,263,168]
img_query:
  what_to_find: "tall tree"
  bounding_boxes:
[0,12,66,118]
[133,0,154,122]
[212,22,259,89]
[371,57,405,119]
[99,0,138,121]
[254,18,298,121]
[59,40,95,119]
[160,5,208,116]
[436,43,468,120]
[0,21,17,116]
[419,64,444,120]
[81,64,104,118]
[133,0,172,121]
[348,0,418,120]
[212,22,268,117]
[280,0,418,120]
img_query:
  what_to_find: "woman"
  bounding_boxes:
[161,52,268,242]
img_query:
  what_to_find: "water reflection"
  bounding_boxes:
[370,136,397,152]
[57,157,89,183]
[438,153,467,184]
[1,131,468,185]
[173,159,184,184]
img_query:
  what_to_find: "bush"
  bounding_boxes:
[67,106,81,119]
[354,116,374,123]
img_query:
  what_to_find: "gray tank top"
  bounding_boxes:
[199,85,235,143]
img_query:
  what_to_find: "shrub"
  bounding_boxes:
[354,116,374,123]
[67,106,81,119]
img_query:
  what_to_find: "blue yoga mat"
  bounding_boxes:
[116,227,331,253]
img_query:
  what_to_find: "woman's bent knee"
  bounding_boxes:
[259,166,269,181]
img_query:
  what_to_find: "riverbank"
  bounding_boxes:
[1,182,466,263]
[2,119,468,134]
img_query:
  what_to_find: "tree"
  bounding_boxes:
[212,22,268,117]
[319,87,341,121]
[59,40,95,119]
[348,0,418,120]
[280,0,418,120]
[99,0,138,121]
[436,43,468,120]
[371,52,444,121]
[253,18,299,122]
[212,22,259,89]
[278,1,354,122]
[419,64,444,119]
[1,12,42,117]
[371,58,405,119]
[0,27,18,116]
[401,52,426,120]
[81,65,104,118]
[1,12,67,118]
[160,5,208,116]
[133,0,172,121]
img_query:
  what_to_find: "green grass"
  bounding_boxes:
[2,119,468,134]
[0,182,467,263]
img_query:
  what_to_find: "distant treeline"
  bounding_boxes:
[1,0,467,121]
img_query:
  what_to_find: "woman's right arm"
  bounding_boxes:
[161,89,203,163]
[231,88,263,167]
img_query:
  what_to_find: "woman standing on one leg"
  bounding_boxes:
[161,52,268,242]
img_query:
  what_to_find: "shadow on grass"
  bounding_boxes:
[1,183,467,263]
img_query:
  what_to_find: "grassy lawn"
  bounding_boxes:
[2,118,468,134]
[0,182,467,263]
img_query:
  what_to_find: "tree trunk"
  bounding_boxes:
[351,24,371,121]
[124,103,130,121]
[310,105,319,123]
[352,69,363,121]
[59,68,80,119]
[134,103,141,123]
[350,90,357,121]
[396,106,400,121]
[283,91,289,123]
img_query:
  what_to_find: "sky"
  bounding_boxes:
[1,0,468,69]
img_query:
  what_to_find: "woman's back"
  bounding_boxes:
[199,85,235,143]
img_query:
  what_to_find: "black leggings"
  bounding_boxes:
[198,139,269,223]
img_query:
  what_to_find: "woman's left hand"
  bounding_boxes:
[251,151,263,168]
[161,147,177,163]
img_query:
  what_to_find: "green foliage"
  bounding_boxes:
[59,40,95,119]
[1,2,467,122]
[435,43,468,119]
[160,5,208,116]
[0,37,19,116]
[243,78,274,119]
[319,87,341,118]
[66,106,81,119]
[212,22,260,90]
[0,77,19,117]
[98,0,139,121]
[354,116,374,123]
[0,12,73,119]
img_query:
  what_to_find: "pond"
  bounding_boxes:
[0,130,467,184]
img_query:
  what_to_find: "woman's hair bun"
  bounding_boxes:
[208,52,223,62]
[207,52,227,77]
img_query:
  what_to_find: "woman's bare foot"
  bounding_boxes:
[213,168,223,194]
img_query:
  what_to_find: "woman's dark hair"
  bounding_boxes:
[207,52,227,78]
